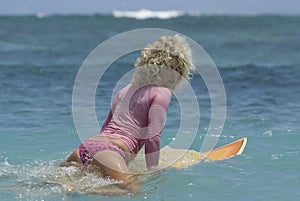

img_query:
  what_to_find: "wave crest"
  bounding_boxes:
[113,9,184,20]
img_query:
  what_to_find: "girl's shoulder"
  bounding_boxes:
[148,85,172,103]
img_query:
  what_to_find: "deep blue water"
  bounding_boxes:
[0,14,299,200]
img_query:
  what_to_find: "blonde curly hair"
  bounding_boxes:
[132,34,195,89]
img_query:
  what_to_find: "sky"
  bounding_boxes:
[0,0,299,15]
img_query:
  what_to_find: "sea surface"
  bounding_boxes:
[0,12,300,201]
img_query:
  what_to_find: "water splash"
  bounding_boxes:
[0,158,117,200]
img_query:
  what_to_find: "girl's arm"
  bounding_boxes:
[145,87,172,169]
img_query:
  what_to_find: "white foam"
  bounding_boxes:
[0,159,116,194]
[36,12,45,19]
[113,9,184,20]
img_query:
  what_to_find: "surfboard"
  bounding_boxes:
[159,137,247,169]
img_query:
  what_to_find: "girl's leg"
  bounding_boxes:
[92,150,140,194]
[60,149,82,167]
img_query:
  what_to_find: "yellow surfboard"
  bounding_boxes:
[152,137,248,169]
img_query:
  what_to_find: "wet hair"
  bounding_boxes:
[132,34,195,89]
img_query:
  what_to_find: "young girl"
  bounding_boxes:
[61,34,195,194]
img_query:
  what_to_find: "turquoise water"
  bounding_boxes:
[0,14,300,200]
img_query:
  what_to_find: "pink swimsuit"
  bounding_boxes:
[79,84,172,168]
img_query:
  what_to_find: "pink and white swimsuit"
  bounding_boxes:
[79,84,172,168]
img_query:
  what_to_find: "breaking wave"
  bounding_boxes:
[113,9,185,20]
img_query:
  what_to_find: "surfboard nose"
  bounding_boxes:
[204,137,248,161]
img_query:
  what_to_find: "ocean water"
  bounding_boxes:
[0,13,300,201]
